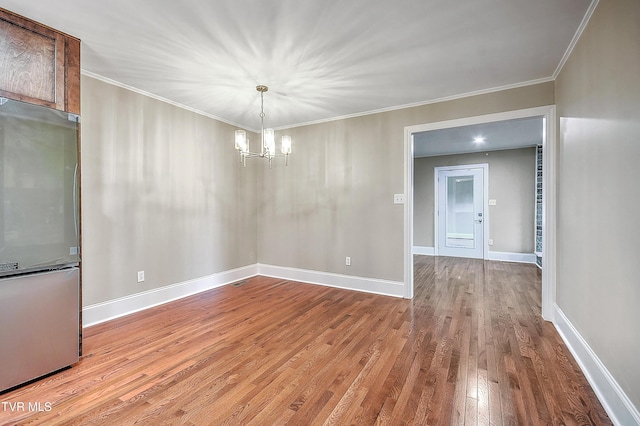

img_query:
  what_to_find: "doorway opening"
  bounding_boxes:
[403,106,556,321]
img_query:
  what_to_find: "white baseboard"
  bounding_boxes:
[488,251,537,264]
[83,264,258,328]
[83,264,405,327]
[413,248,536,264]
[413,246,435,255]
[554,306,640,426]
[257,264,405,298]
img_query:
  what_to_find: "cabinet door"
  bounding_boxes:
[0,8,80,114]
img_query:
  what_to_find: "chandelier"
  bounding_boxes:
[234,85,291,167]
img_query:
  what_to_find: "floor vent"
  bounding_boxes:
[232,280,248,287]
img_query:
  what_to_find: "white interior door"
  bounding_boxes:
[436,166,485,259]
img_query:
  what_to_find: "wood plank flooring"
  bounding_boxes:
[0,256,611,425]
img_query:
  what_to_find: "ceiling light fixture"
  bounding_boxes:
[234,85,291,168]
[473,136,486,144]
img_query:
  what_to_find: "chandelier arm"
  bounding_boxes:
[242,152,261,158]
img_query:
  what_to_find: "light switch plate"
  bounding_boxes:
[489,199,497,206]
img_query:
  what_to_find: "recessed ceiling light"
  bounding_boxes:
[473,136,486,144]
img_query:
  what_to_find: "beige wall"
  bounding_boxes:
[555,0,640,410]
[414,148,536,253]
[80,76,258,306]
[258,83,553,282]
[78,78,551,302]
[79,76,553,302]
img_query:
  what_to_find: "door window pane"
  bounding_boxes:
[446,175,474,248]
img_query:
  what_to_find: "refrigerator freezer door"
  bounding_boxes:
[0,267,79,392]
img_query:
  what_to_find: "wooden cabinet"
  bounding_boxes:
[0,8,80,114]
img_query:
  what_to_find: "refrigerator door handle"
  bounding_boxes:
[73,163,79,240]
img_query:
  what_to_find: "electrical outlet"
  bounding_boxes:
[394,194,405,204]
[488,239,494,246]
[345,257,351,266]
[137,270,145,283]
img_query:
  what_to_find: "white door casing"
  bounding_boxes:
[404,105,556,322]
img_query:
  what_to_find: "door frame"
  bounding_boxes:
[434,163,489,259]
[403,105,556,322]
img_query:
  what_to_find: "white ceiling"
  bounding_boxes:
[413,116,543,157]
[1,0,591,131]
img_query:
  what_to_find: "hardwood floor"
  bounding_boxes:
[0,257,611,425]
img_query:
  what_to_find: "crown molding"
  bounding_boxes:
[553,0,600,79]
[275,77,554,130]
[81,70,257,132]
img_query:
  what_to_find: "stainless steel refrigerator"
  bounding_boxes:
[0,97,80,392]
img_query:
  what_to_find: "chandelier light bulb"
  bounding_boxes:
[281,135,292,154]
[235,130,248,152]
[264,128,275,156]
